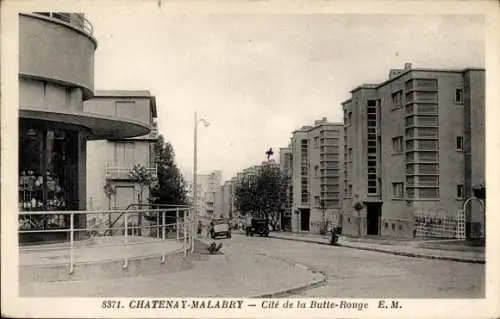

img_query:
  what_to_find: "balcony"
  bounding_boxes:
[105,164,158,180]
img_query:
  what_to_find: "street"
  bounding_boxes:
[20,234,485,298]
[225,234,485,298]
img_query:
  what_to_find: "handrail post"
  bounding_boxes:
[183,218,187,257]
[123,211,128,269]
[162,210,166,241]
[157,210,160,239]
[176,208,180,240]
[191,209,195,253]
[69,212,74,274]
[124,211,128,245]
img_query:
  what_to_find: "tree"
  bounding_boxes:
[103,179,116,231]
[233,164,288,231]
[150,135,188,206]
[128,164,156,235]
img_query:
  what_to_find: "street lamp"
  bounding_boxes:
[320,199,326,233]
[192,111,210,252]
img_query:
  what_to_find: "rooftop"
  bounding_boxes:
[343,65,485,104]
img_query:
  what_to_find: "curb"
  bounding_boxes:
[252,253,327,298]
[269,235,485,265]
[340,243,486,264]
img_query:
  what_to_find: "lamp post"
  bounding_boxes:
[320,199,326,233]
[192,111,210,253]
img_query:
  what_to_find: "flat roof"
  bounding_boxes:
[344,67,485,102]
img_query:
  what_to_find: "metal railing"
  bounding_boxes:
[29,12,94,36]
[106,203,189,236]
[105,164,158,180]
[19,207,193,274]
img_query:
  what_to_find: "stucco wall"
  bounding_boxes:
[19,14,96,98]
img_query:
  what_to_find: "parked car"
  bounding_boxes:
[210,218,231,239]
[246,218,269,237]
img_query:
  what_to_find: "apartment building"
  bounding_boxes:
[342,63,485,239]
[197,170,222,217]
[85,90,158,211]
[221,180,234,220]
[279,146,293,230]
[289,118,344,233]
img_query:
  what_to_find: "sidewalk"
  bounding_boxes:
[20,239,324,297]
[268,232,485,264]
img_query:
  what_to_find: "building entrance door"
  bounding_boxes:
[300,208,310,231]
[366,202,382,235]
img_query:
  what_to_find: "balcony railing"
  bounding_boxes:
[105,164,158,180]
[31,12,94,36]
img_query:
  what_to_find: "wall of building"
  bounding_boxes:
[84,97,152,128]
[19,14,96,98]
[20,79,84,113]
[86,139,154,211]
[290,129,308,232]
[342,67,485,238]
[464,69,486,236]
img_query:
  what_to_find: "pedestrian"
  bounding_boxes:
[197,220,202,236]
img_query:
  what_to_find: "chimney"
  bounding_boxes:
[388,69,403,79]
[404,63,412,70]
[322,117,327,122]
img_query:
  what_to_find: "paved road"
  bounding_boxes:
[20,234,485,298]
[228,234,485,298]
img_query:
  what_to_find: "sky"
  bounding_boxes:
[87,11,485,182]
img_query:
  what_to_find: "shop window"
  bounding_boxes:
[19,123,80,231]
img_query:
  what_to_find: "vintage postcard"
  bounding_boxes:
[1,0,499,318]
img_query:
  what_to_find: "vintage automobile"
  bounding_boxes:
[210,218,231,239]
[246,218,270,237]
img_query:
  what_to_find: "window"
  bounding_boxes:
[348,148,353,160]
[392,136,403,153]
[392,182,404,198]
[314,196,320,205]
[457,184,464,198]
[456,136,464,151]
[384,222,388,228]
[392,91,403,108]
[348,185,352,197]
[314,165,319,177]
[455,88,464,103]
[419,188,439,198]
[348,112,352,125]
[392,223,396,231]
[115,101,136,119]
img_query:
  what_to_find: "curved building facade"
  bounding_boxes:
[18,13,152,241]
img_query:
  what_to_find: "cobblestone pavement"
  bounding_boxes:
[231,234,485,298]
